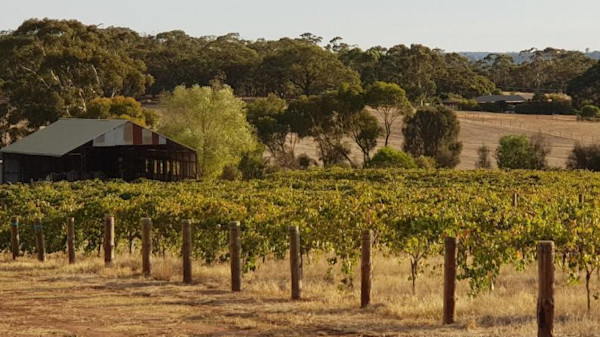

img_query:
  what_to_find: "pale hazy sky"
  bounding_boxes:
[1,0,599,52]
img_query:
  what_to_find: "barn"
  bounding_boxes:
[0,119,197,183]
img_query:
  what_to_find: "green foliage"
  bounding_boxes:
[478,48,596,93]
[366,81,412,146]
[82,96,158,127]
[495,134,551,170]
[349,110,383,163]
[246,94,296,168]
[259,38,360,97]
[0,19,152,143]
[567,143,600,171]
[1,169,600,299]
[568,60,600,108]
[286,84,365,167]
[296,154,316,169]
[414,155,436,169]
[159,85,257,178]
[578,105,600,119]
[238,145,267,180]
[402,106,462,168]
[368,147,417,169]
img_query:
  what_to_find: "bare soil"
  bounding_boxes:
[0,254,597,337]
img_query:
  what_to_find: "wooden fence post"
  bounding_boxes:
[361,229,373,308]
[537,241,555,337]
[104,214,115,266]
[182,219,192,284]
[67,217,76,264]
[229,221,241,292]
[443,237,457,324]
[513,193,519,207]
[34,219,46,262]
[142,217,152,277]
[11,216,19,260]
[578,193,584,204]
[289,225,302,300]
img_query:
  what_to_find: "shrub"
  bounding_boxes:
[415,156,436,169]
[567,143,600,171]
[238,146,267,180]
[369,147,417,169]
[476,145,492,169]
[578,105,600,119]
[495,134,551,170]
[297,154,317,170]
[220,165,241,181]
[459,99,479,111]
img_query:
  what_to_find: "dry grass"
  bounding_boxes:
[293,110,598,169]
[0,252,598,336]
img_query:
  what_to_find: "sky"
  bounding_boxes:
[1,0,599,52]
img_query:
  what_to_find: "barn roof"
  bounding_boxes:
[0,119,129,157]
[474,95,527,104]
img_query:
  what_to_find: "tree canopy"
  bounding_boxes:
[159,85,257,178]
[402,106,463,168]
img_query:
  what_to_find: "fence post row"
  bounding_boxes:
[229,221,242,292]
[537,241,555,337]
[142,217,153,277]
[11,216,19,260]
[289,225,302,300]
[7,212,564,333]
[104,214,115,267]
[443,237,457,325]
[67,217,76,264]
[34,219,46,262]
[182,219,192,284]
[361,229,373,308]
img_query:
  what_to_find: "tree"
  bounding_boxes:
[246,94,297,168]
[159,85,257,178]
[495,134,551,170]
[402,106,462,168]
[366,81,413,146]
[435,53,495,98]
[349,109,383,163]
[568,61,600,108]
[368,147,417,169]
[286,84,365,167]
[476,145,492,169]
[476,54,516,90]
[378,44,441,105]
[81,96,158,127]
[258,38,360,97]
[0,19,153,144]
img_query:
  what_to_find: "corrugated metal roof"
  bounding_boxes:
[0,119,127,157]
[475,95,527,104]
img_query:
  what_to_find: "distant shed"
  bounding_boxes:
[0,119,197,183]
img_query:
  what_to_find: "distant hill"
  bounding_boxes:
[460,51,600,64]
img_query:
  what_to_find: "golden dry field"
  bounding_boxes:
[0,253,597,336]
[292,111,600,169]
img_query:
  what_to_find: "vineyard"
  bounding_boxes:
[1,169,599,305]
